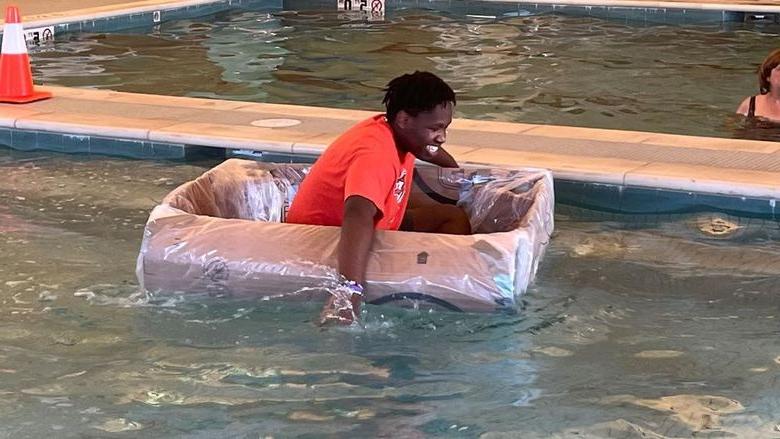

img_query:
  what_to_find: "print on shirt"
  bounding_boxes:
[393,169,407,204]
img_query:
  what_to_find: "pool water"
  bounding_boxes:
[31,7,780,139]
[2,148,779,437]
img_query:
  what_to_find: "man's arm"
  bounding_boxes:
[320,195,378,325]
[419,146,459,168]
[338,195,378,284]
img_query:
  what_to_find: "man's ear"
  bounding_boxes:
[395,110,410,129]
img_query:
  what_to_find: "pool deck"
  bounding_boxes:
[0,0,779,202]
[3,85,779,200]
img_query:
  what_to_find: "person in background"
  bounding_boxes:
[736,48,780,123]
[286,71,471,325]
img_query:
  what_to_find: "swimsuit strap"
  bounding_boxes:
[748,95,756,118]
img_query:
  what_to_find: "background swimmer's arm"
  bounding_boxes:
[736,96,751,116]
[419,146,458,168]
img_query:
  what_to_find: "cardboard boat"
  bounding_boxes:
[136,159,554,312]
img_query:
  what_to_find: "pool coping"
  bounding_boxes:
[1,86,779,217]
[16,1,227,28]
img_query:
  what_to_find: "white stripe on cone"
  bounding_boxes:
[1,23,28,55]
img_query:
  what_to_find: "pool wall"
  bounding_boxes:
[0,126,222,160]
[286,0,761,24]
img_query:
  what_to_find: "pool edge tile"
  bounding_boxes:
[625,162,780,199]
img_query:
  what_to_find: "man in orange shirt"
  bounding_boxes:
[286,71,470,325]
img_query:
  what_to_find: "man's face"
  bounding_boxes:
[395,102,453,158]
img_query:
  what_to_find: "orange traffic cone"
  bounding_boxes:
[0,5,51,103]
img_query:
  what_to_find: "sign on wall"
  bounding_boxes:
[337,0,384,21]
[24,26,55,45]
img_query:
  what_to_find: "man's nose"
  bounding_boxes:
[434,130,447,144]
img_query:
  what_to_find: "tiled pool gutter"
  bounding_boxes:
[2,86,778,219]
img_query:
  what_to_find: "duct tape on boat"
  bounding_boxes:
[24,26,54,45]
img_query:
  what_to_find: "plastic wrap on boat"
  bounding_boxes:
[136,159,554,312]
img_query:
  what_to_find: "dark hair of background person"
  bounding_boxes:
[383,71,456,122]
[758,49,780,94]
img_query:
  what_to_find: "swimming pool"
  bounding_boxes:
[28,4,780,140]
[2,148,779,437]
[3,1,780,436]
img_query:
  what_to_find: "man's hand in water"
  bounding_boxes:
[322,195,375,326]
[319,281,363,326]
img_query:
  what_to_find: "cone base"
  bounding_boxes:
[0,90,52,104]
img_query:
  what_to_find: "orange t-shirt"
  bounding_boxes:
[286,115,415,230]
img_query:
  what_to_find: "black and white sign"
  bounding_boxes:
[24,26,55,45]
[337,0,384,20]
